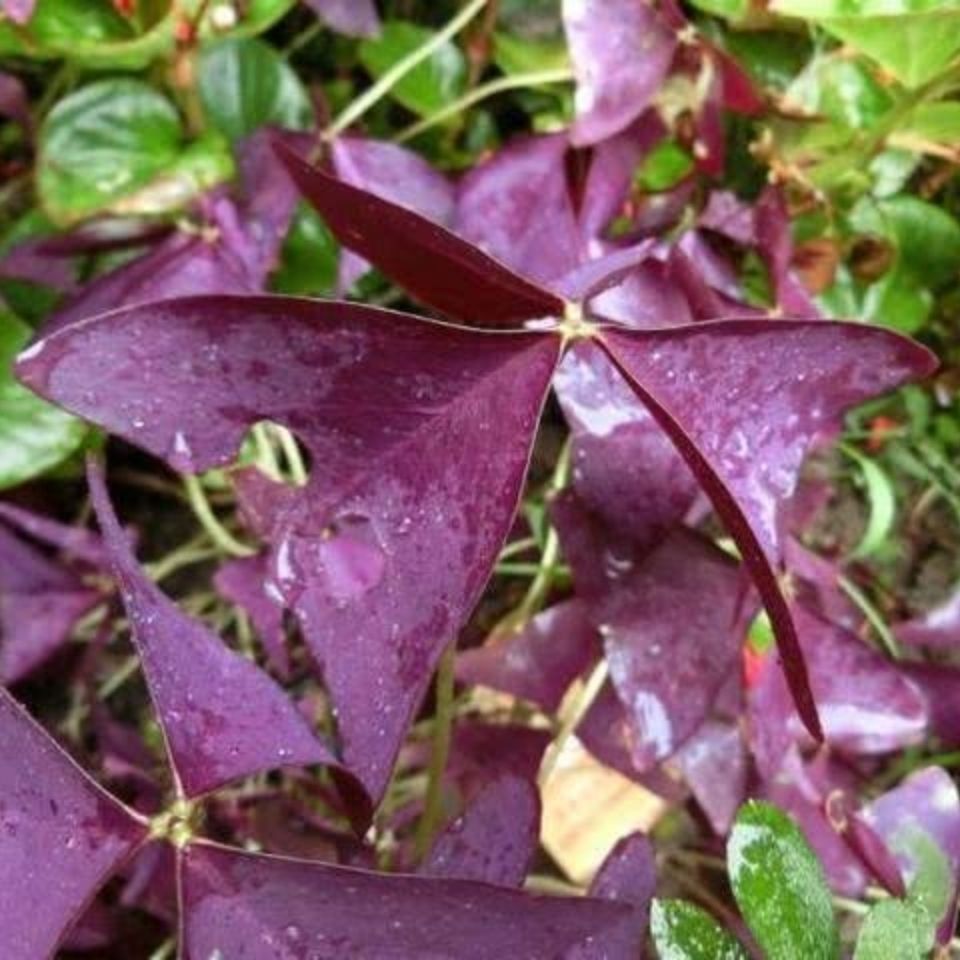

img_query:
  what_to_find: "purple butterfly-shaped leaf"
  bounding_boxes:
[303,0,380,37]
[588,832,656,945]
[179,842,640,959]
[87,461,342,801]
[421,774,540,887]
[21,299,559,807]
[276,142,565,326]
[599,319,936,737]
[0,688,147,958]
[563,0,677,147]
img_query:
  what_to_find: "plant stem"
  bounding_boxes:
[538,658,610,787]
[396,67,574,143]
[326,0,490,139]
[274,425,309,486]
[414,639,457,860]
[182,474,255,558]
[838,574,900,660]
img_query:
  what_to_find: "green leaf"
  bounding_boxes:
[270,204,339,296]
[687,0,750,19]
[770,0,960,88]
[854,900,931,960]
[198,37,314,143]
[634,140,695,192]
[37,79,184,225]
[728,801,839,960]
[651,899,749,959]
[896,825,953,924]
[492,31,570,75]
[0,313,87,489]
[359,20,467,117]
[842,445,897,559]
[899,101,960,145]
[0,0,131,57]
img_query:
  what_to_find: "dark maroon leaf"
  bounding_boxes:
[275,140,565,326]
[673,720,748,834]
[748,605,927,759]
[894,586,960,648]
[179,842,640,958]
[593,528,747,770]
[455,133,580,285]
[0,688,147,957]
[828,792,907,897]
[303,0,380,36]
[861,767,960,943]
[87,460,341,800]
[421,774,540,887]
[599,318,937,738]
[0,71,30,136]
[456,599,599,712]
[563,0,677,147]
[20,296,559,804]
[331,135,456,292]
[0,523,101,684]
[214,555,291,679]
[554,344,698,558]
[588,832,656,946]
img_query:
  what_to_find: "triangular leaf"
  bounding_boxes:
[87,460,342,801]
[0,688,146,958]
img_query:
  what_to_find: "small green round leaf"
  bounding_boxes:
[651,899,749,960]
[728,801,839,960]
[854,899,931,960]
[38,79,183,225]
[0,313,87,489]
[198,37,314,143]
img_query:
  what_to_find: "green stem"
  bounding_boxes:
[396,66,574,143]
[326,0,490,139]
[838,574,900,660]
[183,474,255,558]
[414,640,457,860]
[274,425,309,487]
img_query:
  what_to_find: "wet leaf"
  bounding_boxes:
[728,800,839,960]
[650,899,749,959]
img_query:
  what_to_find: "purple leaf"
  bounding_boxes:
[594,528,747,769]
[421,774,540,887]
[861,767,960,943]
[0,233,78,297]
[43,129,305,336]
[454,133,580,285]
[598,318,937,739]
[0,501,109,567]
[555,341,699,557]
[86,461,343,801]
[0,0,34,24]
[20,297,559,805]
[0,71,30,136]
[588,832,656,945]
[214,555,291,679]
[0,523,101,684]
[901,663,960,748]
[180,842,640,958]
[302,0,380,37]
[0,688,146,957]
[331,136,456,292]
[673,720,748,835]
[456,599,599,713]
[275,140,565,326]
[894,586,960,648]
[563,0,677,147]
[749,605,927,759]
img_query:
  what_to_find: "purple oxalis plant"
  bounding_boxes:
[13,138,936,817]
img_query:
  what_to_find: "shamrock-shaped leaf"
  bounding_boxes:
[87,461,344,801]
[0,688,146,958]
[728,800,839,960]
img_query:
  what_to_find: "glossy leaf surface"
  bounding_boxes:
[599,318,937,737]
[728,800,839,960]
[87,461,339,799]
[276,142,565,326]
[0,688,146,959]
[180,842,640,958]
